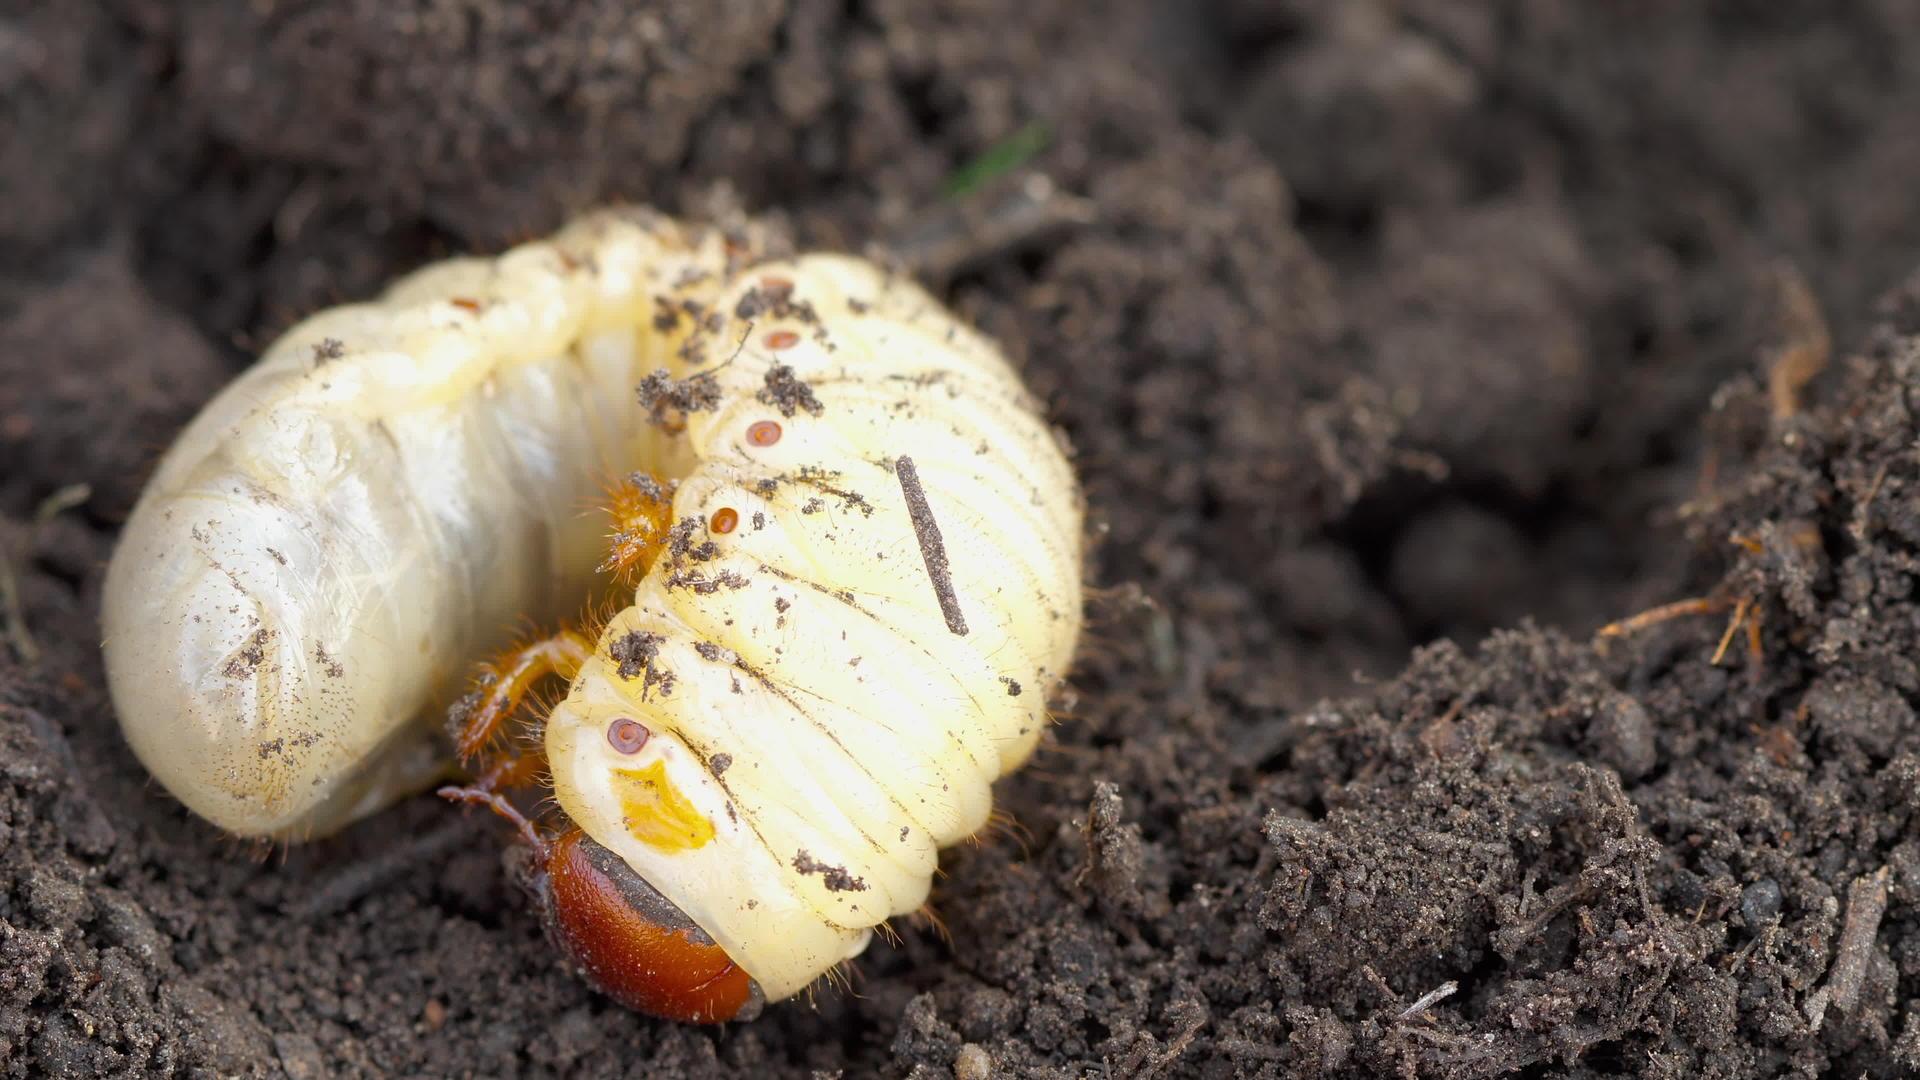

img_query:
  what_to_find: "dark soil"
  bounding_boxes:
[7,1,1920,1076]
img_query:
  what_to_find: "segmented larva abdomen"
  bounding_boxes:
[543,254,1082,999]
[103,211,761,837]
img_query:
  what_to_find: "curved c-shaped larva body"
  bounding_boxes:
[105,208,1084,1013]
[102,211,752,838]
[542,255,1082,1001]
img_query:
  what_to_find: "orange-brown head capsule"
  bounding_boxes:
[525,829,763,1023]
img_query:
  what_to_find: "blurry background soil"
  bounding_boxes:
[7,1,1920,1076]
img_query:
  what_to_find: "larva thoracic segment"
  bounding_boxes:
[102,207,1084,1022]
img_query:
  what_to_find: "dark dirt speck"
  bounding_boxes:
[755,363,825,418]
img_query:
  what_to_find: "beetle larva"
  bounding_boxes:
[102,207,1084,1021]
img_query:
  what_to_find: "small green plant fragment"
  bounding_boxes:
[941,121,1052,199]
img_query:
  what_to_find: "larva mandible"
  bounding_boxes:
[101,207,1084,1021]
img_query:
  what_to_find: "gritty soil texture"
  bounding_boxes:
[8,1,1920,1077]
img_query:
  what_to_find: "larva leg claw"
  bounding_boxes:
[438,782,550,858]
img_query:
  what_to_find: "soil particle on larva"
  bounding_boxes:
[791,851,868,894]
[608,630,671,695]
[755,364,825,418]
[732,281,818,326]
[636,368,722,425]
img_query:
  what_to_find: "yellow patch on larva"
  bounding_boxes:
[613,761,715,852]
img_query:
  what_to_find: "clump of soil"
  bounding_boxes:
[8,2,1920,1076]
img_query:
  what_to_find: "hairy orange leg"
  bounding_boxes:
[600,470,678,585]
[440,627,593,849]
[447,629,596,764]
